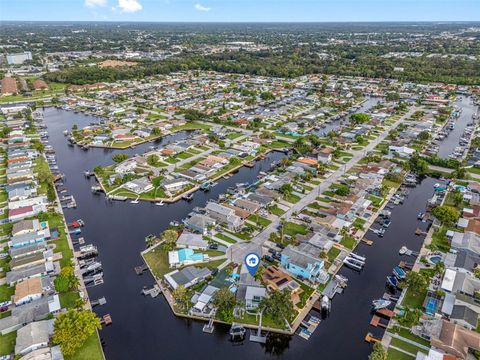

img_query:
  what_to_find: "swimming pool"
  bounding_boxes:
[425,297,439,315]
[427,254,442,265]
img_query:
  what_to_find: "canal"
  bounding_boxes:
[311,97,382,137]
[437,95,477,158]
[43,107,438,360]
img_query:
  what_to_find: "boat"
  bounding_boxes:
[229,324,246,339]
[155,201,164,206]
[320,295,331,313]
[182,194,193,201]
[63,130,69,136]
[386,275,399,288]
[343,257,364,271]
[130,200,139,204]
[348,253,366,263]
[417,212,424,220]
[372,299,391,311]
[393,266,406,280]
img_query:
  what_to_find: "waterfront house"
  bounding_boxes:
[280,244,328,283]
[261,265,302,305]
[168,248,206,268]
[205,202,243,231]
[114,159,137,174]
[122,177,153,194]
[244,286,267,310]
[176,232,208,250]
[191,285,219,315]
[162,178,191,194]
[164,266,212,290]
[183,214,216,235]
[8,196,48,211]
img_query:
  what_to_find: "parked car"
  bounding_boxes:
[208,243,219,250]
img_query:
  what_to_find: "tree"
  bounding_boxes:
[112,153,129,163]
[172,285,191,312]
[54,266,79,293]
[151,127,161,136]
[350,113,370,125]
[369,343,387,360]
[451,189,464,207]
[334,184,350,197]
[37,167,53,184]
[431,205,460,226]
[147,154,159,167]
[386,92,400,102]
[260,290,294,326]
[405,271,428,297]
[161,229,178,250]
[213,287,236,322]
[418,131,430,141]
[408,154,429,175]
[52,309,101,357]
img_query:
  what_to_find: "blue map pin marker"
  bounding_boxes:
[245,253,260,277]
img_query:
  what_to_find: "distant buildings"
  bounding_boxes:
[6,52,32,65]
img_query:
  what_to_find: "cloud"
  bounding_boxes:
[118,0,143,12]
[195,3,211,11]
[85,0,107,8]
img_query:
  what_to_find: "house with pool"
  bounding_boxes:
[168,248,206,268]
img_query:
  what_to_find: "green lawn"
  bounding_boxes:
[284,193,301,203]
[0,331,16,356]
[387,349,414,360]
[269,205,285,216]
[66,333,104,360]
[248,214,272,227]
[143,246,170,279]
[176,152,194,160]
[352,218,367,230]
[402,286,427,309]
[327,247,341,262]
[390,338,427,355]
[215,233,237,244]
[59,291,81,309]
[283,222,308,237]
[340,236,356,250]
[0,284,14,302]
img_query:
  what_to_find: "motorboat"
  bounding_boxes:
[348,252,366,263]
[155,201,164,206]
[321,295,331,313]
[130,199,139,204]
[393,266,406,280]
[229,324,246,339]
[386,275,399,288]
[343,257,364,271]
[372,299,391,311]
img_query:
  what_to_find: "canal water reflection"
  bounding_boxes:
[43,107,439,360]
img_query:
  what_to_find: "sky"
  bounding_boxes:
[0,0,479,22]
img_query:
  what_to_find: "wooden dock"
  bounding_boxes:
[365,332,381,343]
[142,285,161,298]
[135,264,148,275]
[362,238,374,246]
